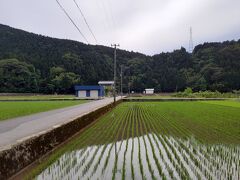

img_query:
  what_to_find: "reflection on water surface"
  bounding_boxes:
[32,102,240,179]
[36,134,240,180]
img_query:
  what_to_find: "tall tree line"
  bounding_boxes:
[0,24,239,93]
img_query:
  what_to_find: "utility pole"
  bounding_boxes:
[111,44,120,104]
[120,65,123,97]
[128,76,131,95]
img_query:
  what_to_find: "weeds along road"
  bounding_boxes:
[0,97,121,150]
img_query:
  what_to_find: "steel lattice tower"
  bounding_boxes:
[189,27,194,53]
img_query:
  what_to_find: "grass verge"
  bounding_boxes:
[0,100,88,121]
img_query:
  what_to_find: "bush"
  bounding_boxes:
[174,87,196,98]
[173,88,240,98]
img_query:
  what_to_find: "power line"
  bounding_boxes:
[55,0,89,44]
[106,0,117,28]
[105,0,118,40]
[73,0,98,44]
[94,0,108,32]
[100,0,112,29]
[100,0,117,42]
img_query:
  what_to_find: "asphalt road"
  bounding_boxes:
[0,97,121,150]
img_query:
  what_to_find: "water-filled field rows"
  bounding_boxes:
[32,102,240,180]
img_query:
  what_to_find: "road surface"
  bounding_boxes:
[0,97,121,150]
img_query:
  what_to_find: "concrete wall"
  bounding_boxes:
[0,100,122,179]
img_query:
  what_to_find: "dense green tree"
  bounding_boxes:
[0,24,239,93]
[0,59,39,92]
[50,67,80,94]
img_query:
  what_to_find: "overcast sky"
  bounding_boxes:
[1,0,240,55]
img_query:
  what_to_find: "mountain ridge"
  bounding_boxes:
[0,23,239,93]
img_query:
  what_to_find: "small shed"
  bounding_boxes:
[98,81,114,96]
[74,85,104,99]
[145,88,154,94]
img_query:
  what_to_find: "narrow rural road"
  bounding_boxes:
[0,97,121,150]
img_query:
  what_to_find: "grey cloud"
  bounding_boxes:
[0,0,240,55]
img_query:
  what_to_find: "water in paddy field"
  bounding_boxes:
[36,134,240,180]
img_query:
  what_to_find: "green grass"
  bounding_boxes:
[173,89,240,98]
[127,95,173,99]
[145,101,240,144]
[0,100,88,121]
[0,94,75,100]
[26,101,240,179]
[200,100,240,108]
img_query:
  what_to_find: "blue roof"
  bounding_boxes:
[74,85,104,91]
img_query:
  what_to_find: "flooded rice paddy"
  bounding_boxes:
[30,101,240,180]
[36,135,240,180]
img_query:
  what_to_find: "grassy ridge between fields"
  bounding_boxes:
[0,100,88,121]
[26,101,240,179]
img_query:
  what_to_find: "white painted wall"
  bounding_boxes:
[145,89,154,94]
[77,90,86,98]
[90,90,98,98]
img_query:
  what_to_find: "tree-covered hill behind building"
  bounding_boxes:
[0,24,239,93]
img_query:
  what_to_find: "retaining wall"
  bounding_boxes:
[0,100,122,179]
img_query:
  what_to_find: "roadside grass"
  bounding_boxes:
[26,101,240,179]
[25,105,123,180]
[0,100,88,121]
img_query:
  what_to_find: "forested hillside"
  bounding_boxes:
[0,24,239,93]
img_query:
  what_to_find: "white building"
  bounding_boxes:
[98,81,114,86]
[98,81,114,96]
[145,88,154,94]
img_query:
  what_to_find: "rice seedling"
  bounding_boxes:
[28,101,240,180]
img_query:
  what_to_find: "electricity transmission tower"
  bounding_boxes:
[111,44,120,104]
[189,27,194,53]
